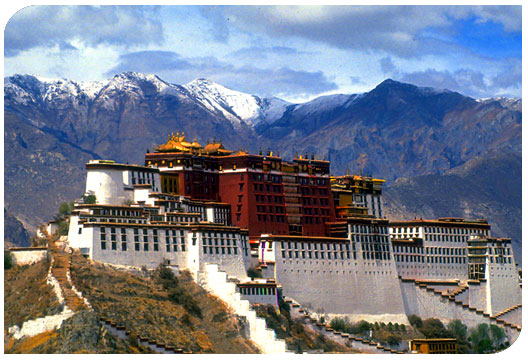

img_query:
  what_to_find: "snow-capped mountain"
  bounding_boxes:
[5,72,290,129]
[477,97,522,112]
[183,78,289,127]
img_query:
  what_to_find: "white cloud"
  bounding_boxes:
[5,5,164,56]
[202,5,521,58]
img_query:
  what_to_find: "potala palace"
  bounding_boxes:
[66,132,522,345]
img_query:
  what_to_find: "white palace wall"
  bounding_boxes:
[86,168,132,205]
[487,265,522,315]
[273,247,407,323]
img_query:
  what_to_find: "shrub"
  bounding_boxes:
[247,267,262,279]
[83,195,97,204]
[127,332,139,348]
[407,314,423,328]
[489,324,505,348]
[387,334,402,346]
[4,251,13,269]
[420,318,451,338]
[153,264,178,290]
[330,317,350,333]
[358,320,372,333]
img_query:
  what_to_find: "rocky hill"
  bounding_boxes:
[384,149,522,263]
[258,79,521,181]
[4,209,31,248]
[4,73,521,260]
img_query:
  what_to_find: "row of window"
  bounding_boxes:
[250,173,282,183]
[302,216,331,224]
[252,183,283,193]
[83,217,148,225]
[239,287,277,296]
[202,237,238,246]
[257,214,286,223]
[302,206,331,214]
[490,256,513,264]
[393,226,488,235]
[351,235,390,244]
[395,254,467,264]
[203,246,239,255]
[92,209,143,217]
[281,249,355,260]
[298,177,328,186]
[255,194,284,203]
[362,252,390,261]
[300,187,329,196]
[256,205,285,214]
[393,246,466,256]
[424,235,470,242]
[281,241,350,251]
[350,225,389,234]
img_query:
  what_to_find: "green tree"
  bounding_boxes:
[448,319,470,353]
[407,314,423,328]
[247,266,262,279]
[420,318,451,338]
[469,323,493,353]
[387,334,402,346]
[83,194,97,204]
[358,320,372,333]
[489,324,505,348]
[330,317,350,333]
[448,319,467,339]
[57,201,74,218]
[4,251,13,269]
[57,220,70,235]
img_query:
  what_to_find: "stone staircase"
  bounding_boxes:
[198,264,288,353]
[49,243,90,312]
[285,298,405,354]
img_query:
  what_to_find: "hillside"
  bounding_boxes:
[4,259,62,331]
[384,149,522,263]
[6,311,150,354]
[259,79,521,181]
[4,209,31,248]
[70,253,259,353]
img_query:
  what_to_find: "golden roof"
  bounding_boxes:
[155,132,194,152]
[202,141,233,155]
[154,132,233,156]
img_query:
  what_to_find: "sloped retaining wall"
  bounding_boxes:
[400,279,520,344]
[200,263,289,353]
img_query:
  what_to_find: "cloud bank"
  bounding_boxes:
[108,50,338,99]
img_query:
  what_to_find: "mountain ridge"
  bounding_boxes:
[4,72,521,262]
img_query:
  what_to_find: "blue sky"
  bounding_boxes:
[3,5,522,102]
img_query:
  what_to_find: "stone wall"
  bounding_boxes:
[10,247,48,266]
[274,247,407,323]
[399,279,520,344]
